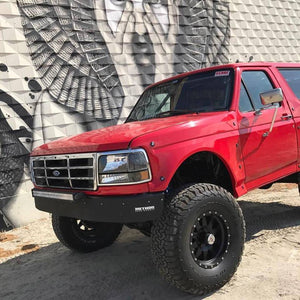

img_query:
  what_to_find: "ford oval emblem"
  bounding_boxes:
[53,170,60,177]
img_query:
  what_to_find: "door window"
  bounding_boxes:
[239,82,254,112]
[239,71,274,112]
[278,69,300,99]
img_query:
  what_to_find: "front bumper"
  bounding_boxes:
[32,189,164,223]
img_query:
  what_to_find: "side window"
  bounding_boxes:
[239,82,253,112]
[279,69,300,99]
[241,71,274,110]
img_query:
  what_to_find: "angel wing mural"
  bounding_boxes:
[17,0,124,124]
[175,0,230,72]
[17,0,230,124]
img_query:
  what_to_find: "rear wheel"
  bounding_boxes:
[52,215,123,253]
[151,183,245,295]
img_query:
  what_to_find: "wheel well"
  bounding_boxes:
[169,152,233,195]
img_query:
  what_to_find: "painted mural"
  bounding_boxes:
[17,0,230,124]
[0,0,230,230]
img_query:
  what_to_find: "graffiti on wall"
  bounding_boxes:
[0,0,230,230]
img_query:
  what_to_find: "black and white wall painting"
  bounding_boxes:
[0,0,230,230]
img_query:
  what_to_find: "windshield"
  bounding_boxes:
[126,69,234,122]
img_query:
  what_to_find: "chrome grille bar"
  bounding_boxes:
[34,166,94,170]
[35,176,93,180]
[67,156,73,189]
[44,159,49,187]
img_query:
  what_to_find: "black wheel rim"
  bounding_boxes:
[190,211,229,269]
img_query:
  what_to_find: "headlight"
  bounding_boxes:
[98,149,151,185]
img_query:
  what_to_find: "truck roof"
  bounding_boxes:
[148,62,300,89]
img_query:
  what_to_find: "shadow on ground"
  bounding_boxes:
[1,201,300,300]
[239,200,300,241]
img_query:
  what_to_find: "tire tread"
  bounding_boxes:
[52,215,123,253]
[151,183,245,295]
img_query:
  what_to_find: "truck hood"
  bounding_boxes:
[31,112,236,156]
[31,115,194,156]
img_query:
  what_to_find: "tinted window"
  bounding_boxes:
[176,70,233,112]
[127,69,234,122]
[279,69,300,98]
[242,71,274,110]
[239,82,253,112]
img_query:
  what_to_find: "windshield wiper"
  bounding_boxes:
[155,110,199,118]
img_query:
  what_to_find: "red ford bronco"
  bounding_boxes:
[30,63,300,295]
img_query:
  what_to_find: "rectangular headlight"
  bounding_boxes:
[99,154,128,173]
[98,149,151,185]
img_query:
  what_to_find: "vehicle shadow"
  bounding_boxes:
[1,201,300,300]
[238,200,300,241]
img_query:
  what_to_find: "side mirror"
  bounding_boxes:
[259,88,284,138]
[260,88,283,106]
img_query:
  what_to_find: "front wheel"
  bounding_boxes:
[52,215,123,253]
[151,183,245,295]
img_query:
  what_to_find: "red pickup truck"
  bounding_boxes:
[30,62,300,295]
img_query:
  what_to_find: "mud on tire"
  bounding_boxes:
[151,183,245,295]
[52,215,123,253]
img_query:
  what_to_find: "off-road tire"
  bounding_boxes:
[52,214,123,253]
[151,183,245,295]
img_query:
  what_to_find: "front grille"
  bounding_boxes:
[31,154,97,190]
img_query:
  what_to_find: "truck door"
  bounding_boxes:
[276,68,300,164]
[237,68,297,187]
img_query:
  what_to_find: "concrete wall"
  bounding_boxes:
[0,0,299,230]
[230,0,300,63]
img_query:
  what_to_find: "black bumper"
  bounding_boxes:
[33,189,165,223]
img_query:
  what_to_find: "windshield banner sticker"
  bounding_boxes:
[215,71,230,77]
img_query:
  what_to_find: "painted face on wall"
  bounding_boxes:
[94,0,178,95]
[105,0,170,34]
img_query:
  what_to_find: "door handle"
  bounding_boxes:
[281,114,292,120]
